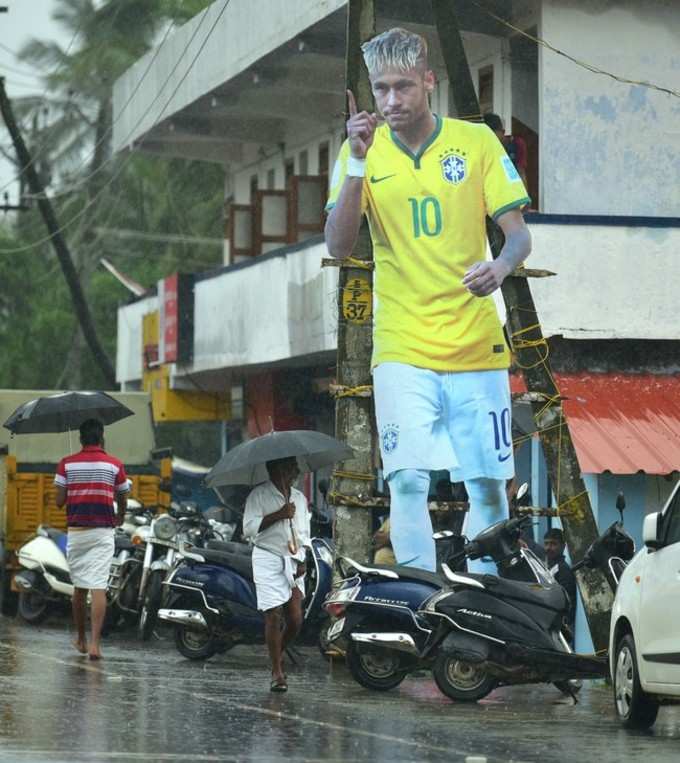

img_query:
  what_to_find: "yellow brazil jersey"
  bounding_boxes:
[326,115,530,371]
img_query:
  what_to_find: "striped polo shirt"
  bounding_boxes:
[54,445,130,528]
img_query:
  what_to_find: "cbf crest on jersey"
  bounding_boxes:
[439,150,467,185]
[381,423,400,454]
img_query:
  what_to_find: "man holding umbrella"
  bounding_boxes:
[205,428,351,690]
[54,418,129,660]
[242,456,310,692]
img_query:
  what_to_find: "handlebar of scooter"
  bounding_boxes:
[462,514,532,561]
[506,515,533,534]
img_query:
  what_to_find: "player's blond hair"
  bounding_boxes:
[361,28,429,76]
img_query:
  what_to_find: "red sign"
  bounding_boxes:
[161,274,179,363]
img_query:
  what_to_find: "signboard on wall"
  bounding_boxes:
[158,273,195,364]
[142,311,160,369]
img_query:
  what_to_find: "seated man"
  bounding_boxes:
[544,528,577,638]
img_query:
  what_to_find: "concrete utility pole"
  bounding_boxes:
[0,77,117,387]
[329,0,377,568]
[432,0,613,651]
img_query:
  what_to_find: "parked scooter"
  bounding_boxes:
[14,526,71,623]
[325,512,634,700]
[158,536,334,660]
[13,497,146,624]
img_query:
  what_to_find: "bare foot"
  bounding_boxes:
[88,646,102,661]
[72,639,88,655]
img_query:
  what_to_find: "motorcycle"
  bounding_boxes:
[137,501,236,640]
[325,512,635,701]
[157,536,334,660]
[106,500,157,628]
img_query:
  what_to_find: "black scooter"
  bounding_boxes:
[326,512,634,701]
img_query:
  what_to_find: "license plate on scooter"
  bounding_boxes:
[327,617,346,641]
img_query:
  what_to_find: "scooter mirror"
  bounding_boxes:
[616,491,626,524]
[516,483,529,502]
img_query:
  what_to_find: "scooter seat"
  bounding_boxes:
[195,547,254,581]
[40,526,68,555]
[43,526,67,544]
[478,575,567,613]
[206,540,252,557]
[373,563,445,587]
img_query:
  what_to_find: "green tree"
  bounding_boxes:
[0,0,222,391]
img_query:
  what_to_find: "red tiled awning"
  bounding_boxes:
[510,373,680,475]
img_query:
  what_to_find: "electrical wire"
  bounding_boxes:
[0,15,84,194]
[470,0,680,99]
[0,62,42,82]
[0,0,232,255]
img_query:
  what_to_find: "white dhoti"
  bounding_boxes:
[252,546,305,612]
[66,528,115,590]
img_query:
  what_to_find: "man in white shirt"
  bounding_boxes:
[243,456,310,692]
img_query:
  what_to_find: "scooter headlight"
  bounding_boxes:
[153,515,177,541]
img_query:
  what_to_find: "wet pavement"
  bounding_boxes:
[1,614,679,762]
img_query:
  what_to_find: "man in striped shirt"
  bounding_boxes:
[55,418,129,659]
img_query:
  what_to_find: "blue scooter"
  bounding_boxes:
[158,537,334,660]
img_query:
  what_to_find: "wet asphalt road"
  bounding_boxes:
[1,614,679,763]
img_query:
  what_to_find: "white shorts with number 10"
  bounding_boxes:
[373,363,515,482]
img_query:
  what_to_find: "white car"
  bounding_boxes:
[610,479,680,728]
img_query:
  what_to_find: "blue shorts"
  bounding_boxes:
[373,362,514,482]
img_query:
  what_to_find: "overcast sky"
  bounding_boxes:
[0,0,72,197]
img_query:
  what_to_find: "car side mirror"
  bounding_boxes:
[643,512,662,550]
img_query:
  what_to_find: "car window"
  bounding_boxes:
[662,484,680,546]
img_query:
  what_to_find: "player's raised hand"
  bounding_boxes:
[346,90,378,159]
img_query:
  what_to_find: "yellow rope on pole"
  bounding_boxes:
[510,322,551,369]
[329,384,373,399]
[320,257,374,271]
[332,470,375,482]
[556,490,589,518]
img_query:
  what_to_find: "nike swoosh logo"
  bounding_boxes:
[370,174,396,184]
[498,452,512,462]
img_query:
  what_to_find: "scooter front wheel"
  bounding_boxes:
[346,642,408,691]
[432,653,496,702]
[174,623,217,661]
[17,590,50,624]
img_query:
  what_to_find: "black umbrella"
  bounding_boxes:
[205,429,354,487]
[3,391,135,435]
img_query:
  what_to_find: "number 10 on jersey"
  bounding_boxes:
[408,196,442,238]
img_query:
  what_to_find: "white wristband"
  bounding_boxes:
[346,156,366,177]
